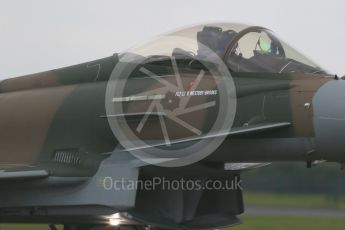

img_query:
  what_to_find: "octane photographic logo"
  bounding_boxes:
[105,34,236,167]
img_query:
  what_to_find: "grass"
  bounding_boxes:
[232,192,345,229]
[244,192,345,209]
[230,215,345,230]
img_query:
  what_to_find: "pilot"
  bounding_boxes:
[197,26,238,59]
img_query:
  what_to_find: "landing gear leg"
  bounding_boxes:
[49,224,58,230]
[63,224,94,230]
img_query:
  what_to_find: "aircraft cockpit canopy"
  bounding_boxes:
[121,23,326,74]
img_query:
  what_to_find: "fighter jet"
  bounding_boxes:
[0,23,343,230]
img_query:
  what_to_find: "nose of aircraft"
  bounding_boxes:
[313,79,345,161]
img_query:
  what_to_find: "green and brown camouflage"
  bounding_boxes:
[0,23,342,229]
[0,57,333,176]
[0,56,117,176]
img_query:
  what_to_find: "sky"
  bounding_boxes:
[1,0,345,79]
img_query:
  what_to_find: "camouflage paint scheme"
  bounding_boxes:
[0,57,333,173]
[0,24,340,230]
[0,57,116,176]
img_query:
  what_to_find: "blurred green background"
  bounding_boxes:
[1,162,345,229]
[233,162,345,229]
